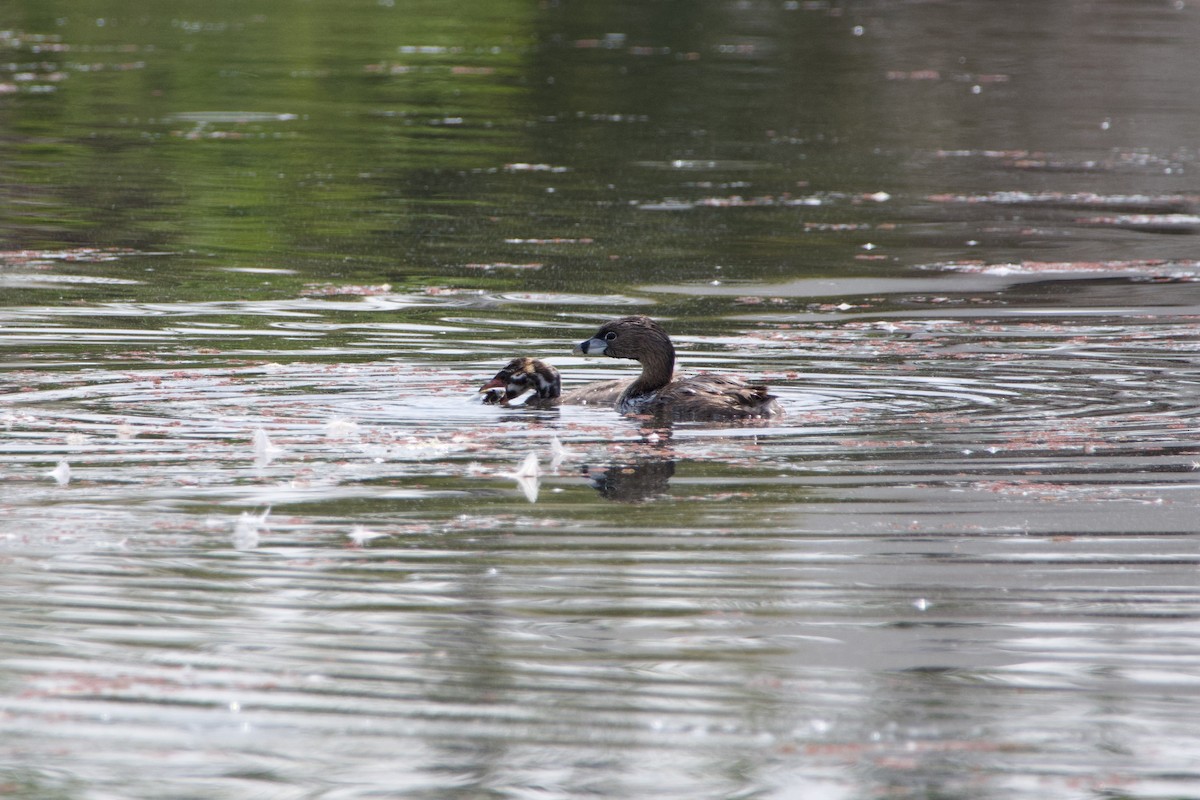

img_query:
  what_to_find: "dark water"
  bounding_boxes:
[3,1,1200,798]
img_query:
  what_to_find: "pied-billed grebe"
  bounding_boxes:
[480,357,631,407]
[573,315,782,420]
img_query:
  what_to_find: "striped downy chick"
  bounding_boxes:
[479,358,561,406]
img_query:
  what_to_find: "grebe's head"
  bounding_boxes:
[573,315,674,363]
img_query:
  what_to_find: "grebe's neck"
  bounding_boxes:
[623,338,674,400]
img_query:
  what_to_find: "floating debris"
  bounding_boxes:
[734,296,790,305]
[222,267,298,275]
[504,163,570,173]
[1076,214,1200,233]
[635,192,890,211]
[886,70,1008,83]
[504,237,594,245]
[422,286,486,296]
[397,45,462,55]
[299,283,393,297]
[169,111,299,140]
[933,148,1188,174]
[324,417,360,439]
[636,199,696,211]
[363,62,415,75]
[926,190,1199,211]
[921,258,1200,277]
[633,159,769,171]
[461,262,543,271]
[169,111,299,124]
[0,247,146,267]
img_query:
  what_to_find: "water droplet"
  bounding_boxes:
[46,460,71,486]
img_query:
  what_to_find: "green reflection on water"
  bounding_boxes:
[6,0,1196,314]
[1,0,895,308]
[2,0,536,287]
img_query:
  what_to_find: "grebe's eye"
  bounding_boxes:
[604,331,617,341]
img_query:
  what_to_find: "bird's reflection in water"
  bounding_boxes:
[580,423,679,502]
[583,457,675,502]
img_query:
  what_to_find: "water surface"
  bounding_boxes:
[2,1,1200,798]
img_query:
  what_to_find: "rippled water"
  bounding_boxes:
[5,269,1200,798]
[4,0,1200,798]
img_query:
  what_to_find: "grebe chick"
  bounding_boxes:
[479,358,630,407]
[479,358,560,406]
[573,315,782,420]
